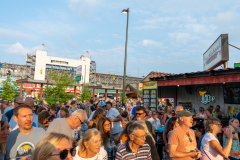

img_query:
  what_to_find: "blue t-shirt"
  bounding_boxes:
[9,113,38,129]
[3,107,13,115]
[131,106,137,120]
[5,109,14,122]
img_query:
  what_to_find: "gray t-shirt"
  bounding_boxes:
[5,127,45,160]
[46,118,74,138]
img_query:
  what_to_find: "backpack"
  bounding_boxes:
[197,132,206,150]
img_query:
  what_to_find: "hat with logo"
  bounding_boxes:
[177,110,193,118]
[99,101,106,106]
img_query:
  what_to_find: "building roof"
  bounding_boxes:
[141,71,173,82]
[149,67,240,86]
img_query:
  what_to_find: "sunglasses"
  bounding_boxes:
[136,113,144,115]
[186,132,192,143]
[51,148,75,159]
[16,102,24,105]
[77,117,84,124]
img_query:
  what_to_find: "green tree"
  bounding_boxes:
[78,83,91,102]
[0,77,19,100]
[120,91,127,102]
[44,70,75,105]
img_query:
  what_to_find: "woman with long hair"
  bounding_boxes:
[0,116,9,160]
[162,105,173,125]
[96,117,112,148]
[145,110,153,121]
[165,117,178,143]
[73,129,107,160]
[223,118,240,160]
[32,132,73,160]
[88,109,104,129]
[205,105,213,118]
[115,121,133,145]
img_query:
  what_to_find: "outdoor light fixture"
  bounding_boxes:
[177,85,180,87]
[122,9,129,14]
[223,82,225,84]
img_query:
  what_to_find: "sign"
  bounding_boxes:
[143,81,157,89]
[228,106,240,114]
[76,65,82,77]
[201,94,215,104]
[203,34,229,70]
[143,87,158,110]
[126,87,130,91]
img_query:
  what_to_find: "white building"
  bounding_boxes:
[32,50,91,84]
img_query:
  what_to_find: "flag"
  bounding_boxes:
[86,51,89,54]
[42,44,46,47]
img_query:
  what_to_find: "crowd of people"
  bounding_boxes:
[1,96,240,160]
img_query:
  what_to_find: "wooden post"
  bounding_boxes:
[224,62,226,69]
[40,83,43,100]
[116,90,118,101]
[137,83,139,100]
[20,82,23,98]
[92,88,95,101]
[105,89,107,100]
[74,86,76,96]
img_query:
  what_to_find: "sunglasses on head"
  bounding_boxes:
[50,148,75,159]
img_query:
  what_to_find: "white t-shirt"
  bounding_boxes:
[106,108,123,134]
[73,146,107,160]
[200,132,224,160]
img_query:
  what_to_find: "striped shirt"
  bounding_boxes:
[116,141,152,160]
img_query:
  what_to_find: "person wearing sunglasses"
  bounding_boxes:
[46,109,87,140]
[200,117,239,160]
[96,117,112,148]
[135,106,156,139]
[32,132,73,160]
[73,128,107,160]
[168,110,202,160]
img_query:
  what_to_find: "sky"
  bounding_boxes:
[0,0,240,78]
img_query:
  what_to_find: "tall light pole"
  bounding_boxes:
[122,8,129,104]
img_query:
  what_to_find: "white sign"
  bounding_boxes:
[201,94,215,104]
[76,65,82,77]
[203,36,222,70]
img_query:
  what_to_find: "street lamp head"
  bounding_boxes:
[122,8,129,14]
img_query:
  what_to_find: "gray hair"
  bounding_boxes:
[71,109,88,120]
[134,120,155,144]
[127,123,145,135]
[175,105,183,111]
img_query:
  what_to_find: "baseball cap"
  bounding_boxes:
[99,101,106,106]
[177,110,193,118]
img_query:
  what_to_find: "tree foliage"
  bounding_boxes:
[0,77,19,100]
[78,83,91,102]
[44,70,75,105]
[120,91,127,102]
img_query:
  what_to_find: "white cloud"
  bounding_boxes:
[168,32,199,45]
[0,43,40,56]
[94,40,102,43]
[215,12,238,25]
[141,39,164,48]
[68,0,99,17]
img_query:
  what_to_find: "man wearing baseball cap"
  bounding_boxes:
[168,110,202,160]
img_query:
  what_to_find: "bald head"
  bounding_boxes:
[24,97,34,108]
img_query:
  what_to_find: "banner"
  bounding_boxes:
[76,65,82,77]
[228,106,240,114]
